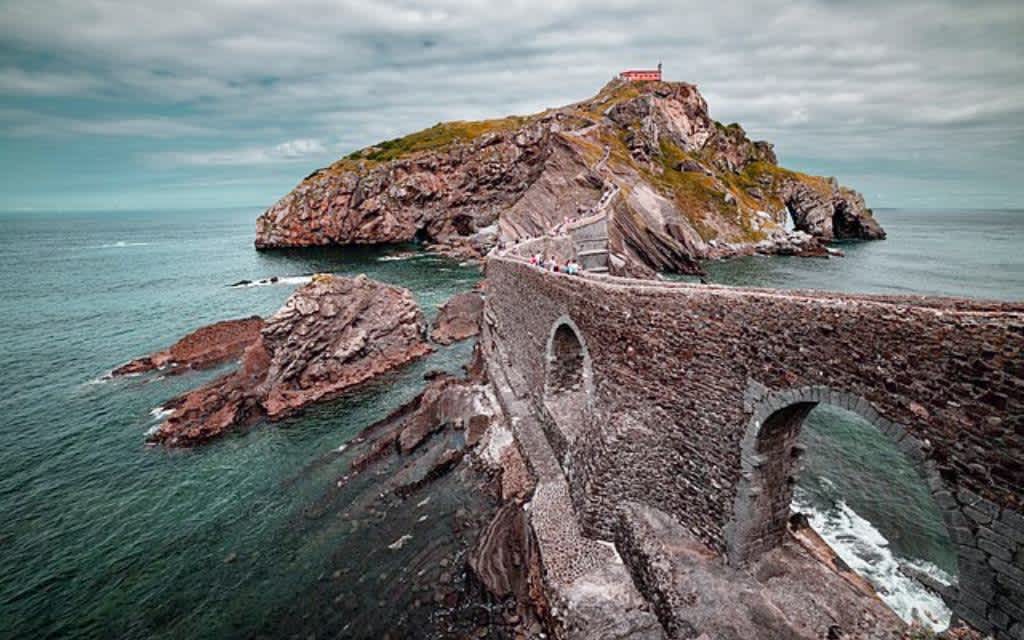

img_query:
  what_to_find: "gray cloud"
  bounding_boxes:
[0,108,216,138]
[148,138,329,166]
[0,67,101,96]
[0,0,1021,208]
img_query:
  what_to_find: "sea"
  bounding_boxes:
[1,207,1021,637]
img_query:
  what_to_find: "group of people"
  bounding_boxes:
[529,253,582,275]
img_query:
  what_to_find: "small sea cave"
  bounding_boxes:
[451,213,476,237]
[413,227,433,245]
[782,197,812,235]
[832,201,857,239]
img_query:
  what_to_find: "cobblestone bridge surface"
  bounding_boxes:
[481,249,1024,638]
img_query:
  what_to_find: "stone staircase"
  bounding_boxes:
[566,144,617,273]
[569,214,610,273]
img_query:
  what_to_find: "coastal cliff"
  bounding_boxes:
[255,78,884,273]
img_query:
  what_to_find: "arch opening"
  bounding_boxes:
[730,391,959,632]
[543,320,592,446]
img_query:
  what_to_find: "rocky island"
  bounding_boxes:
[119,78,1024,640]
[256,78,884,273]
[147,274,433,446]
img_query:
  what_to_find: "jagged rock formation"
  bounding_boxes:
[112,316,263,376]
[256,78,884,273]
[150,274,432,446]
[781,176,885,241]
[430,290,484,345]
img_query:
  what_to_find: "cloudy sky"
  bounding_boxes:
[1,0,1021,211]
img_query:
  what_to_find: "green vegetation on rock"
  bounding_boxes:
[653,140,734,241]
[583,80,644,118]
[345,116,532,163]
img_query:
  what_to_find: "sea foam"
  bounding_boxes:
[82,372,113,386]
[792,487,953,630]
[96,241,152,249]
[149,406,173,421]
[230,275,314,288]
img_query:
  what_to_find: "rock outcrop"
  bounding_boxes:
[349,370,497,478]
[781,177,886,241]
[113,316,264,376]
[256,78,884,274]
[150,274,432,446]
[430,290,484,345]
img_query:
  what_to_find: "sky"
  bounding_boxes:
[0,0,1022,212]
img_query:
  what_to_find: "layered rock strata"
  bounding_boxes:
[113,316,264,376]
[149,274,432,446]
[256,78,884,274]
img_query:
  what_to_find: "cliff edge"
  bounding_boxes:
[256,78,884,273]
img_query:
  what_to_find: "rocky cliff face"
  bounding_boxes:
[150,274,432,446]
[256,79,884,273]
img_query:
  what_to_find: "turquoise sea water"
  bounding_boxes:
[703,208,1024,300]
[0,207,1021,637]
[0,208,483,639]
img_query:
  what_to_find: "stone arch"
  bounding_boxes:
[726,384,967,618]
[543,316,594,450]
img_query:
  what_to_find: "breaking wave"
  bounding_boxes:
[82,372,113,386]
[149,406,173,421]
[95,241,152,249]
[792,486,953,630]
[229,275,313,288]
[377,253,418,262]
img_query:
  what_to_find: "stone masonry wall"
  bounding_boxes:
[482,255,1024,638]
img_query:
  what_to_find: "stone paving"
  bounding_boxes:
[485,339,663,639]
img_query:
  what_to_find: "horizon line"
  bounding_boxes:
[2,204,1023,215]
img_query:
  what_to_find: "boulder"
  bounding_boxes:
[676,159,706,173]
[430,291,484,345]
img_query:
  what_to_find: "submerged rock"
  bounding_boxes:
[113,316,264,376]
[149,274,432,446]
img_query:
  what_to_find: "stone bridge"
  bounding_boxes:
[481,247,1024,638]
